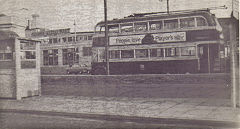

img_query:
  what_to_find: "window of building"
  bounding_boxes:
[43,49,58,66]
[165,48,180,57]
[164,19,178,29]
[181,47,196,56]
[21,51,36,59]
[68,37,73,42]
[108,24,119,33]
[62,37,67,42]
[135,49,148,58]
[196,17,207,26]
[134,22,148,32]
[150,48,164,57]
[49,39,53,44]
[83,47,92,56]
[83,36,88,40]
[121,23,134,33]
[0,52,13,60]
[88,35,93,40]
[62,48,79,65]
[110,50,120,59]
[121,50,134,58]
[77,35,83,41]
[180,18,195,28]
[53,38,58,43]
[149,21,163,30]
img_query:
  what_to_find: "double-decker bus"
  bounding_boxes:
[91,9,224,75]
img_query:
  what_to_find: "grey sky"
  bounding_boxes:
[0,0,232,32]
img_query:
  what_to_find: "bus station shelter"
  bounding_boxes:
[0,31,41,100]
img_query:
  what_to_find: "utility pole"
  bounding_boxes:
[74,20,77,42]
[104,0,109,75]
[229,17,237,108]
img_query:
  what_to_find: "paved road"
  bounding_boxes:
[0,112,234,129]
[41,74,231,99]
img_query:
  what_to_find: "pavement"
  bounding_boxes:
[0,95,240,128]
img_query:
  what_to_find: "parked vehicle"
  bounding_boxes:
[66,64,91,74]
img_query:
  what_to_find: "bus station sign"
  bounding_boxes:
[109,32,186,45]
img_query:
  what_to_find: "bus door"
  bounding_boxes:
[198,44,218,73]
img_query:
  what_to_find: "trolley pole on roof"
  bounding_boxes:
[104,0,110,75]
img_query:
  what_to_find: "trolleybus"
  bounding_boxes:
[91,9,224,74]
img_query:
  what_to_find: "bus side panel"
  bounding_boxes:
[106,60,198,75]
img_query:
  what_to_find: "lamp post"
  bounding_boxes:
[104,0,109,75]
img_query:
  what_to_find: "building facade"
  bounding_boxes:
[0,14,26,37]
[26,28,93,74]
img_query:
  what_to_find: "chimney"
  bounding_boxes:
[25,19,31,30]
[31,14,39,29]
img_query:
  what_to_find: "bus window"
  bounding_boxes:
[108,24,119,33]
[96,25,105,33]
[165,48,180,57]
[149,21,163,30]
[135,49,148,58]
[134,22,148,32]
[196,17,207,26]
[164,19,178,29]
[180,18,195,28]
[150,48,164,57]
[110,50,120,59]
[121,23,133,33]
[121,50,134,58]
[181,47,196,56]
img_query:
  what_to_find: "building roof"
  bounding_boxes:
[0,30,19,40]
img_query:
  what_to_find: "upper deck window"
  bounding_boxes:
[96,26,105,33]
[196,17,207,26]
[149,21,163,30]
[180,18,195,28]
[108,24,119,33]
[121,23,134,33]
[134,22,148,32]
[164,19,178,29]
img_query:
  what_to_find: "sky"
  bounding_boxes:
[0,0,233,32]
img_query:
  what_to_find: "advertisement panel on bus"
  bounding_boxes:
[109,32,186,45]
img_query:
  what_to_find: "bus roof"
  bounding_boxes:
[96,10,216,26]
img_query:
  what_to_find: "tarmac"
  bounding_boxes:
[0,95,240,128]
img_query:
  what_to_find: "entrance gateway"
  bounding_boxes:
[0,31,41,100]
